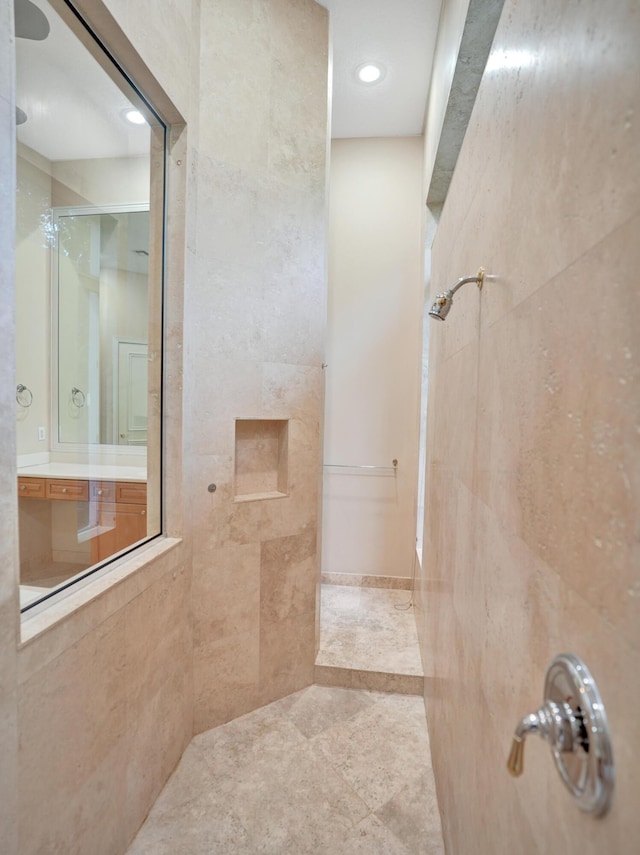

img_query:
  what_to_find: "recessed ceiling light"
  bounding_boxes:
[356,63,384,85]
[123,108,146,125]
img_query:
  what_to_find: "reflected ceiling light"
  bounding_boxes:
[123,108,146,125]
[356,63,384,84]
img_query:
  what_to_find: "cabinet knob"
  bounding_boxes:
[141,509,146,515]
[62,487,68,494]
[97,489,103,495]
[19,485,25,491]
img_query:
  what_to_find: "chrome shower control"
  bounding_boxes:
[506,654,614,816]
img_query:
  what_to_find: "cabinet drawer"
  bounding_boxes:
[96,502,146,520]
[45,479,89,502]
[17,477,46,498]
[90,480,116,502]
[115,482,147,505]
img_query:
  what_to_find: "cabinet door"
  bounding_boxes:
[90,502,147,563]
[113,502,147,551]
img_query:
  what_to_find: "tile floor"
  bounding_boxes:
[127,685,444,854]
[315,585,424,694]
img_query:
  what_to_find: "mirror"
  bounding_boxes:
[15,0,165,612]
[53,206,150,448]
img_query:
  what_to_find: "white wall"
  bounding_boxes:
[15,151,51,456]
[323,137,424,579]
[52,155,149,207]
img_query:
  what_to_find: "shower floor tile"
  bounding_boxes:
[316,584,424,677]
[127,686,444,855]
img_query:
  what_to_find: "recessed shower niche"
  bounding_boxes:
[234,419,289,502]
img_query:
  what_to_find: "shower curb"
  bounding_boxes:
[314,663,424,696]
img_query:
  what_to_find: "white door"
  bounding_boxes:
[117,341,148,445]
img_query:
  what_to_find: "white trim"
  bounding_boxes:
[112,336,147,445]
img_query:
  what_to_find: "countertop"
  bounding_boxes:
[17,463,147,483]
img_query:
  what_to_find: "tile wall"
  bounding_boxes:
[418,0,640,851]
[0,0,19,849]
[1,0,328,852]
[186,0,328,731]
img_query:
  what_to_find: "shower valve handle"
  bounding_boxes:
[507,734,526,777]
[505,654,614,816]
[506,703,575,778]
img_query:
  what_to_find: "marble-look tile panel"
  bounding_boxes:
[18,560,192,855]
[433,0,640,338]
[190,450,320,556]
[193,628,261,733]
[259,610,315,706]
[198,0,271,172]
[260,528,317,622]
[187,0,327,737]
[420,0,640,850]
[475,213,640,650]
[129,687,442,855]
[191,542,261,647]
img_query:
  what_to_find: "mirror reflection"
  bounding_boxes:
[15,0,164,611]
[54,207,150,447]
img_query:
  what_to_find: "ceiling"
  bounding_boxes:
[16,0,443,163]
[15,0,149,162]
[316,0,443,139]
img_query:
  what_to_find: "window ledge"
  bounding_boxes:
[20,536,182,649]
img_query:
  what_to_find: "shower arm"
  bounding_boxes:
[448,270,484,297]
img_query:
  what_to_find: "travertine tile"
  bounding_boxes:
[271,683,376,739]
[125,743,253,855]
[260,528,317,622]
[317,585,423,678]
[259,610,315,706]
[375,771,444,855]
[321,572,413,589]
[319,667,424,696]
[191,542,261,647]
[420,0,640,851]
[311,693,432,812]
[129,688,443,855]
[193,629,260,732]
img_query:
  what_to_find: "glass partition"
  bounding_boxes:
[15,0,164,612]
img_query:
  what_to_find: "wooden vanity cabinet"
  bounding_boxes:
[17,477,45,498]
[17,476,147,565]
[90,482,147,563]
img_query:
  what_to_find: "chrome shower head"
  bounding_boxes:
[428,269,485,322]
[428,291,453,321]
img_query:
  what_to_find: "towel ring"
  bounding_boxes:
[71,387,86,408]
[16,384,33,408]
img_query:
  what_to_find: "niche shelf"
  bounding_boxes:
[234,419,289,502]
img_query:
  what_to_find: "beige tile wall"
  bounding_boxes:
[187,0,328,732]
[418,0,640,851]
[0,0,19,850]
[3,0,328,851]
